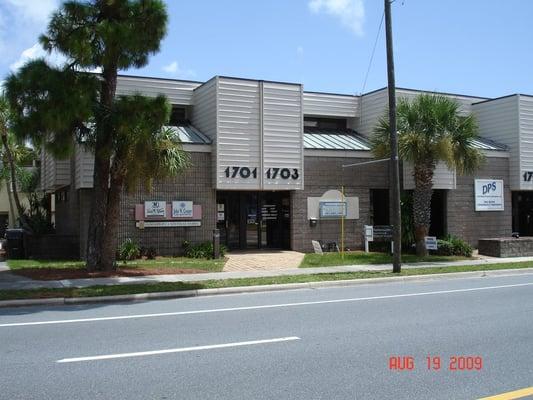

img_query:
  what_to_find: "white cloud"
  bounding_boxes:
[162,61,196,79]
[296,46,304,57]
[9,43,65,72]
[309,0,365,36]
[9,43,45,71]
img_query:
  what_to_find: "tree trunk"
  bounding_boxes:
[413,161,435,257]
[0,126,30,231]
[85,65,117,271]
[5,181,16,228]
[99,160,124,271]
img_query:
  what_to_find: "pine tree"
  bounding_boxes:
[5,1,189,270]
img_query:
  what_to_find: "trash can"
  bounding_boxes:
[5,229,24,259]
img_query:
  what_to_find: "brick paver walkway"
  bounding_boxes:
[223,250,305,271]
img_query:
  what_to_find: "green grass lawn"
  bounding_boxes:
[300,251,468,268]
[7,257,225,273]
[1,261,532,301]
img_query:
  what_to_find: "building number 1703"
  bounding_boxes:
[523,171,533,182]
[224,166,299,180]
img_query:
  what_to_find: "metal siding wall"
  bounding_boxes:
[43,151,54,190]
[303,92,359,117]
[216,78,261,190]
[116,76,200,105]
[191,78,217,139]
[262,82,303,190]
[55,159,71,187]
[356,89,389,137]
[75,144,95,189]
[473,96,520,189]
[519,95,533,190]
[403,162,456,190]
[357,88,484,138]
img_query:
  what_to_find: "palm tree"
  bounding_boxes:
[371,93,484,256]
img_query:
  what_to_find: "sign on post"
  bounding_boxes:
[311,240,323,255]
[425,236,438,250]
[363,225,374,253]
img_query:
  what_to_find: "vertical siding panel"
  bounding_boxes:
[473,96,520,189]
[262,82,303,190]
[519,95,533,190]
[215,77,261,190]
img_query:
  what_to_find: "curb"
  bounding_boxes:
[1,267,533,308]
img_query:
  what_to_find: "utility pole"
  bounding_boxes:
[384,0,402,273]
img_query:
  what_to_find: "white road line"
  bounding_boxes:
[56,336,301,363]
[2,281,533,328]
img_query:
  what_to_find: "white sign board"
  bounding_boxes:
[364,225,374,242]
[144,201,166,218]
[425,236,438,250]
[474,179,504,211]
[319,201,347,218]
[311,240,323,254]
[172,201,193,218]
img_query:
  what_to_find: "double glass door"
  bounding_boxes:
[217,191,290,250]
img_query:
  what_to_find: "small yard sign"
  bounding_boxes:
[425,236,438,250]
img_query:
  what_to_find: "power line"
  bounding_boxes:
[360,10,385,95]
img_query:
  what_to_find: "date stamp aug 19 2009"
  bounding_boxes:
[388,355,483,371]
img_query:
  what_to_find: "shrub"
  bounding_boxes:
[445,235,473,257]
[435,239,454,256]
[119,238,140,261]
[140,246,157,260]
[434,235,472,257]
[182,241,227,259]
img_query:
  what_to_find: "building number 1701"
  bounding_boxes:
[523,171,533,182]
[224,166,299,180]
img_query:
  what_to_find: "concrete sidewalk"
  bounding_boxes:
[1,256,532,290]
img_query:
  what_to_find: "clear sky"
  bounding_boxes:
[1,0,532,98]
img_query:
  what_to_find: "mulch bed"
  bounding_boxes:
[11,267,210,281]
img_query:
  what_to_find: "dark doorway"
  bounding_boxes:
[370,189,389,225]
[429,190,447,237]
[513,192,533,236]
[216,191,291,250]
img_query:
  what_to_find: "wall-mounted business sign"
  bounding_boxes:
[144,201,166,218]
[474,179,504,211]
[136,220,201,229]
[172,201,193,218]
[319,201,347,218]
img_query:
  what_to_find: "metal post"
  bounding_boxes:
[212,229,220,259]
[341,185,345,259]
[384,0,402,273]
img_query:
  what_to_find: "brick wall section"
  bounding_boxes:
[447,156,512,247]
[291,156,390,252]
[117,152,216,256]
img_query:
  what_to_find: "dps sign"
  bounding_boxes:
[474,179,504,211]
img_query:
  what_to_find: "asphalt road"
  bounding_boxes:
[1,273,533,400]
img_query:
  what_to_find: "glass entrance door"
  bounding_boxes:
[216,191,291,250]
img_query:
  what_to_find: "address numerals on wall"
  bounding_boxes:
[523,171,533,182]
[266,168,299,180]
[224,166,258,179]
[224,166,299,180]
